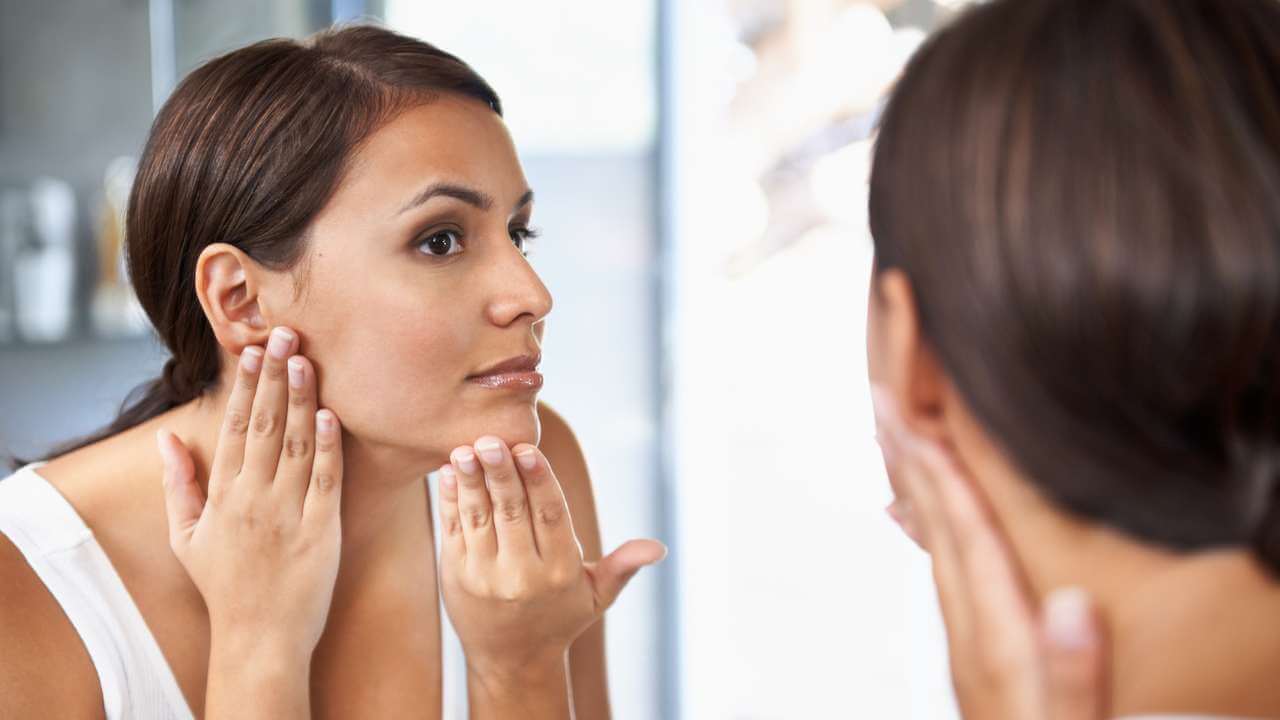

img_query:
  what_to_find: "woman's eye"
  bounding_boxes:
[416,230,463,257]
[511,227,540,256]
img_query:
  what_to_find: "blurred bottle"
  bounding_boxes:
[13,178,77,343]
[91,156,147,337]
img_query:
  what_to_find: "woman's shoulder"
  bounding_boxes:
[536,401,590,492]
[0,527,106,717]
[535,401,603,555]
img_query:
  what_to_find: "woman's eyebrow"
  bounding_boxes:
[396,182,493,215]
[395,183,535,217]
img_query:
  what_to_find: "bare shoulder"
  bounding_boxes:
[0,531,105,718]
[536,402,602,555]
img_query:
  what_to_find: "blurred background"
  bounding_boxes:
[0,0,975,717]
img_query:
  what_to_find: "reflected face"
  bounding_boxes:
[274,96,552,463]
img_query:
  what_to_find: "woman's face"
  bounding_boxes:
[270,95,552,465]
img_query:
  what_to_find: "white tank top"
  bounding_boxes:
[0,463,469,719]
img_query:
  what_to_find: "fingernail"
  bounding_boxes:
[475,437,503,465]
[316,409,334,433]
[240,346,263,373]
[453,447,479,474]
[287,357,304,388]
[1044,587,1095,650]
[267,327,295,359]
[439,465,456,490]
[515,449,537,471]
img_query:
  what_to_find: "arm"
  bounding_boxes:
[0,535,107,719]
[537,402,611,720]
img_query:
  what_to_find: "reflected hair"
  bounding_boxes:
[869,0,1280,573]
[10,24,501,469]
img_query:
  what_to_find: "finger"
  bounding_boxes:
[451,445,497,559]
[302,409,343,525]
[873,391,974,650]
[512,444,579,565]
[1043,588,1108,720]
[242,326,297,485]
[903,422,1043,714]
[474,436,537,558]
[274,354,317,512]
[157,428,204,556]
[586,539,667,614]
[208,346,264,496]
[435,465,467,564]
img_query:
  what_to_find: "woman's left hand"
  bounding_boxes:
[873,388,1109,720]
[436,437,665,717]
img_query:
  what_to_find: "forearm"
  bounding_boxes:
[206,638,312,720]
[467,653,573,720]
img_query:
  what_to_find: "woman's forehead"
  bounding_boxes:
[346,98,525,197]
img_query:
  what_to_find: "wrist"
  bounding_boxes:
[467,647,568,693]
[209,629,313,676]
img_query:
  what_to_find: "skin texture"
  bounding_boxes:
[867,267,1280,718]
[0,95,628,718]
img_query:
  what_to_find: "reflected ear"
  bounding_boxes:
[195,243,271,353]
[872,268,950,442]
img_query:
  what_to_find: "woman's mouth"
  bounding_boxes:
[467,354,544,391]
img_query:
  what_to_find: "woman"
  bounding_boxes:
[868,0,1280,717]
[0,25,661,719]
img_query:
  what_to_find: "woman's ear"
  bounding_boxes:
[195,243,271,353]
[870,268,951,443]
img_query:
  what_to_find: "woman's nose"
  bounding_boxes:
[485,248,553,328]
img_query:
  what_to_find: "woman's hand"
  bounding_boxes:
[436,437,666,718]
[156,327,344,719]
[872,387,1109,720]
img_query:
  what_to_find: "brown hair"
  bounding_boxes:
[16,24,500,467]
[870,0,1280,572]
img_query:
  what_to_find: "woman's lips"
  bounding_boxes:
[467,371,544,390]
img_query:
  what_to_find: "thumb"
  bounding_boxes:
[587,538,667,613]
[156,428,204,556]
[1042,587,1109,720]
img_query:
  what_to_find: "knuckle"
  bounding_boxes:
[465,507,492,530]
[546,566,574,588]
[284,435,310,459]
[486,468,514,485]
[263,361,287,381]
[535,502,565,527]
[289,389,310,407]
[225,410,250,437]
[495,499,527,524]
[251,410,279,436]
[314,471,337,493]
[445,515,464,538]
[236,370,257,392]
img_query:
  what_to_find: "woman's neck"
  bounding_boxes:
[989,473,1280,717]
[126,392,446,595]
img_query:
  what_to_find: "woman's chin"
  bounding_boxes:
[445,403,542,451]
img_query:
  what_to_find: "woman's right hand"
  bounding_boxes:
[156,327,344,718]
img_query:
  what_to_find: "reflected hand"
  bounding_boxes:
[873,387,1109,720]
